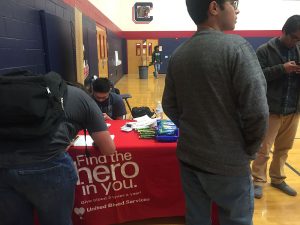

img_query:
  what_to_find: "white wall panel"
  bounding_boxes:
[89,0,300,31]
[88,0,122,26]
[236,0,300,30]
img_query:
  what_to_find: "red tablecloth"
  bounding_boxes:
[36,120,219,225]
[71,120,185,224]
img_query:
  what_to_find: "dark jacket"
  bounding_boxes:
[152,51,161,64]
[256,37,300,114]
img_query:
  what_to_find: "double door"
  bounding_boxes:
[127,39,158,75]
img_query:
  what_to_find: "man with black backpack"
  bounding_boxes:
[0,71,116,225]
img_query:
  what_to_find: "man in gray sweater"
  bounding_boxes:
[162,0,268,224]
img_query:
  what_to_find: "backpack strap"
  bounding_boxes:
[83,129,90,157]
[44,71,67,111]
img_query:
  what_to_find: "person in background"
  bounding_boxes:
[92,78,127,120]
[162,0,268,224]
[0,83,116,225]
[151,45,162,78]
[252,15,300,199]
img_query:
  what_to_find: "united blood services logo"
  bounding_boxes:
[132,2,153,24]
[74,207,85,219]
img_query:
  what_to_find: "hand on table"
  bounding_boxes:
[103,113,112,120]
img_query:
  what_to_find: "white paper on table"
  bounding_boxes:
[131,115,158,129]
[73,135,115,146]
[133,115,152,122]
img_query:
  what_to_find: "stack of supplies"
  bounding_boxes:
[155,120,179,142]
[136,127,156,139]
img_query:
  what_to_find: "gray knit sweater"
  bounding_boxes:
[162,30,269,176]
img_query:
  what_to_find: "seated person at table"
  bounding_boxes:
[92,78,127,120]
[0,77,116,225]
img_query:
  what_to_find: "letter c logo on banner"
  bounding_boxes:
[132,2,153,24]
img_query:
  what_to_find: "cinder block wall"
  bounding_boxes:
[0,0,74,75]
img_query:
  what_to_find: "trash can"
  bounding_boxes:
[138,66,148,79]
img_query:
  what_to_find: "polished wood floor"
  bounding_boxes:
[114,73,300,225]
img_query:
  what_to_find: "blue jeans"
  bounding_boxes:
[180,163,254,225]
[154,63,160,76]
[0,152,78,225]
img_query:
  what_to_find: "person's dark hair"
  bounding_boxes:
[154,45,159,51]
[186,0,226,25]
[92,78,110,93]
[282,15,300,35]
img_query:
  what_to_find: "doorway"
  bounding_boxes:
[96,25,108,78]
[127,39,158,75]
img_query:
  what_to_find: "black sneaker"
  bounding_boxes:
[271,181,297,196]
[254,185,263,199]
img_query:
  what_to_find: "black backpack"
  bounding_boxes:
[131,106,155,118]
[0,70,67,141]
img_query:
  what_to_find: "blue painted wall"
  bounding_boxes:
[122,39,128,75]
[159,38,187,74]
[245,37,273,51]
[82,15,98,78]
[40,10,76,81]
[0,0,273,80]
[0,0,74,75]
[158,36,273,74]
[107,29,125,84]
[0,0,125,83]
